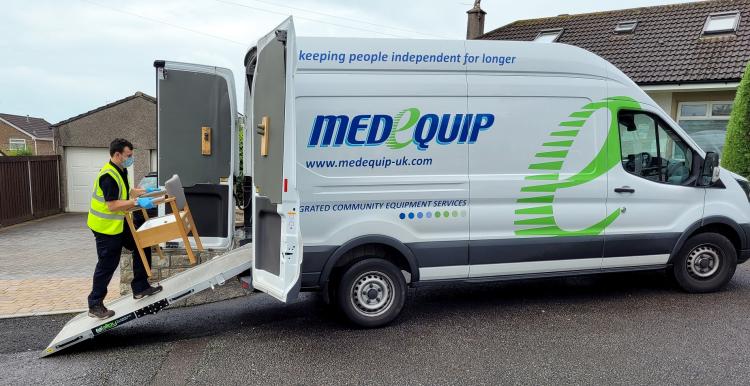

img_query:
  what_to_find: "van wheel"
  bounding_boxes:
[672,232,737,293]
[336,258,406,327]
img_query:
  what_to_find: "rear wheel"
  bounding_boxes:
[672,232,737,293]
[336,258,406,327]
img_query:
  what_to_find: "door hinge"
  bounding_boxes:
[275,30,287,44]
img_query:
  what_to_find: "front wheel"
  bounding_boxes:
[672,232,737,293]
[336,258,406,327]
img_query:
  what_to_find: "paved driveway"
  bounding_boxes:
[0,214,118,316]
[0,214,97,279]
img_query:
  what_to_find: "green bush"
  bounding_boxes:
[8,148,33,156]
[722,61,750,177]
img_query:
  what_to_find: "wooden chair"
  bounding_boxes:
[125,174,204,277]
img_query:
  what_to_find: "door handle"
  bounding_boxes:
[257,116,269,157]
[614,186,635,194]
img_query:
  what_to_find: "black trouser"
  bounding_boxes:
[88,218,152,308]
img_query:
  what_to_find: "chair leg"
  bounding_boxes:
[184,244,197,265]
[135,246,152,277]
[126,213,152,277]
[171,200,197,265]
[185,206,204,252]
[155,245,166,261]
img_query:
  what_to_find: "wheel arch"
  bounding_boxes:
[669,216,746,263]
[319,235,420,289]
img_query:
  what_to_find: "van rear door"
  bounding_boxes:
[250,18,303,302]
[153,61,237,250]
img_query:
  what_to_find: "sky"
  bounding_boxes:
[1,0,698,123]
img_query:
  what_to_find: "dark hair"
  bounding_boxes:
[109,138,133,156]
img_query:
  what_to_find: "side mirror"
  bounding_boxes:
[698,152,720,186]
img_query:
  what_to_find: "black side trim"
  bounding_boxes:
[741,223,750,250]
[603,233,680,258]
[301,272,321,289]
[407,240,468,268]
[470,236,602,265]
[739,249,750,264]
[302,245,337,272]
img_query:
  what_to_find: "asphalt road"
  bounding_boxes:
[2,265,750,385]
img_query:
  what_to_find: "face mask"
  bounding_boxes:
[122,155,134,168]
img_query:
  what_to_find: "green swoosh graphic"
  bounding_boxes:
[514,97,641,237]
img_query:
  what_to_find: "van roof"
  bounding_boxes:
[294,37,622,82]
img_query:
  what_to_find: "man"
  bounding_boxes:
[87,138,162,319]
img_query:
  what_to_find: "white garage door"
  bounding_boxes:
[65,147,110,212]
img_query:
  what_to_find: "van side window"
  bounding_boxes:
[618,111,693,185]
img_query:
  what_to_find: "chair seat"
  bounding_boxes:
[137,211,188,232]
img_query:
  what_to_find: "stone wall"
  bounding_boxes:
[119,241,247,307]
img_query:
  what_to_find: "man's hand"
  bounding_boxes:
[136,197,156,210]
[130,188,146,198]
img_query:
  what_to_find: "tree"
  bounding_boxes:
[722,61,750,177]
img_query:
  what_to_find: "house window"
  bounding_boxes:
[534,29,563,43]
[9,138,27,150]
[703,12,740,35]
[677,101,733,154]
[615,21,638,33]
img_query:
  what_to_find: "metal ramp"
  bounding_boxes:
[43,244,253,357]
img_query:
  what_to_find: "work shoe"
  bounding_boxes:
[133,284,163,300]
[88,304,115,319]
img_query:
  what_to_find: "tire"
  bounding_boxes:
[336,258,406,327]
[672,232,737,293]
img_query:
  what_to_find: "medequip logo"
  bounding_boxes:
[307,108,494,151]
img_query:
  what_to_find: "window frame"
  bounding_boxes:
[614,20,638,34]
[702,11,741,35]
[677,101,733,121]
[617,109,700,187]
[9,138,27,151]
[534,29,564,43]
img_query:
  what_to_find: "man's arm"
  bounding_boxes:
[106,198,137,212]
[100,174,137,212]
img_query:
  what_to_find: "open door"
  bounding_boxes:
[154,61,237,250]
[250,18,302,302]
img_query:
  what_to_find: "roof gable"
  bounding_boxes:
[480,0,750,84]
[0,113,53,139]
[52,91,156,128]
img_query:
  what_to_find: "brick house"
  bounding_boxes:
[477,0,750,155]
[0,113,55,155]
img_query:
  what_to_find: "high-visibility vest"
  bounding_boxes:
[87,162,128,235]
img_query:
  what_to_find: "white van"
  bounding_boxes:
[170,19,750,327]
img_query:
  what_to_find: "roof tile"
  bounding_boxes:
[480,0,750,84]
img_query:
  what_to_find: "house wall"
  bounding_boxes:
[0,120,34,154]
[645,91,674,117]
[56,96,156,211]
[33,140,55,155]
